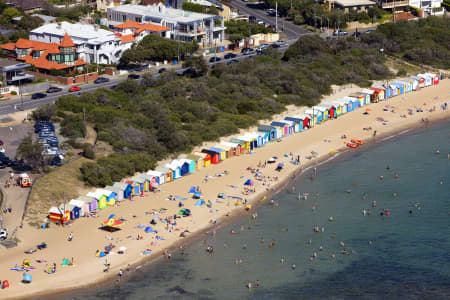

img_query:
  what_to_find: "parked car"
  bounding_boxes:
[249,16,256,23]
[0,147,4,153]
[0,162,5,169]
[31,92,47,99]
[365,29,375,34]
[46,86,62,93]
[209,56,222,63]
[227,59,240,65]
[128,74,140,80]
[158,68,167,73]
[274,40,287,46]
[271,43,280,48]
[267,11,279,17]
[333,30,348,36]
[241,48,255,55]
[224,53,237,59]
[0,228,7,241]
[68,85,81,92]
[94,77,110,84]
[49,156,62,166]
[182,67,197,76]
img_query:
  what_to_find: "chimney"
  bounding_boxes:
[57,22,62,29]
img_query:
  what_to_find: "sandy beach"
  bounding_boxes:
[0,79,448,299]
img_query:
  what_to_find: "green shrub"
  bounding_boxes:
[82,143,95,159]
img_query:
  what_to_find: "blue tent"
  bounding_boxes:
[244,179,253,186]
[188,186,196,194]
[145,226,156,233]
[195,199,205,206]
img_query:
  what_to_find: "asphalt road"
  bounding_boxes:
[0,77,126,117]
[0,45,296,117]
[228,0,311,40]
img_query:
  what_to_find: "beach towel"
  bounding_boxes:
[145,226,156,233]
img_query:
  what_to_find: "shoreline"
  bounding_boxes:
[40,114,450,300]
[1,80,449,300]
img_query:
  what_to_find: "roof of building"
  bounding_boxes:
[0,38,86,71]
[6,0,44,10]
[31,22,119,43]
[108,4,220,24]
[334,0,375,6]
[60,32,75,47]
[113,21,169,33]
[117,34,136,43]
[0,58,28,68]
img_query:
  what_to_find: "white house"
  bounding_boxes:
[409,0,444,15]
[30,22,129,65]
[107,3,225,46]
[96,0,140,12]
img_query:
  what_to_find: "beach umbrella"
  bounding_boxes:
[108,214,115,219]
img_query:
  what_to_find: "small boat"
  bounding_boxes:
[347,142,359,149]
[351,139,365,145]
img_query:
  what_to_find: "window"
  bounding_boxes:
[123,15,126,22]
[135,17,142,22]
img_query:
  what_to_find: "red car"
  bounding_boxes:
[68,85,81,92]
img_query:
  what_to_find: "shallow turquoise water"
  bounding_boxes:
[64,121,450,300]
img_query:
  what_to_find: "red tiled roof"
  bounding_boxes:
[113,21,141,29]
[114,21,170,34]
[0,38,85,71]
[16,38,34,49]
[0,43,16,51]
[60,32,75,48]
[118,34,135,44]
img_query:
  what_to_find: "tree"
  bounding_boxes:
[119,34,199,66]
[182,2,204,13]
[1,7,21,25]
[16,134,44,171]
[18,14,44,31]
[183,56,208,76]
[32,104,56,121]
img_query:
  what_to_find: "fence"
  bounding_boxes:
[25,71,99,85]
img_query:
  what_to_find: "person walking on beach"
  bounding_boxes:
[117,269,123,282]
[68,232,73,242]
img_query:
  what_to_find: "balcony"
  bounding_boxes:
[379,0,409,9]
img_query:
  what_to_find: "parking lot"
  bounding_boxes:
[0,117,33,241]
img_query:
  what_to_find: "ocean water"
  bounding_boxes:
[65,121,449,300]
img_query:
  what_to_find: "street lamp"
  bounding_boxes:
[324,16,330,37]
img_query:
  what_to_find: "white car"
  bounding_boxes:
[0,228,8,241]
[0,148,5,153]
[274,40,287,46]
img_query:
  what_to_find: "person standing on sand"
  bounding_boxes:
[68,232,73,242]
